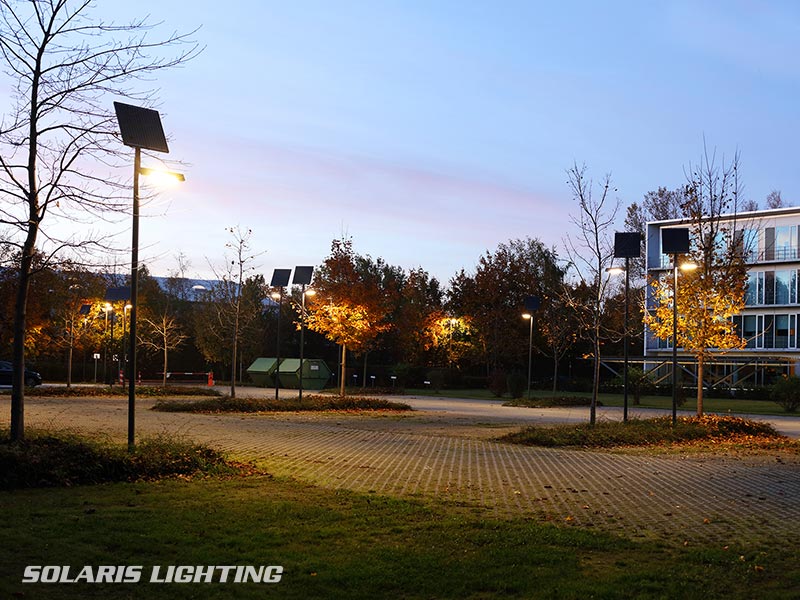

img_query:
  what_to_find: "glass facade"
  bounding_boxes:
[744,269,798,306]
[730,313,799,350]
[647,216,800,355]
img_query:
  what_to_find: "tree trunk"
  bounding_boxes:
[10,246,34,441]
[696,356,704,416]
[590,326,600,426]
[67,327,74,388]
[552,353,559,395]
[231,311,238,399]
[162,341,168,388]
[340,343,347,397]
[362,351,368,389]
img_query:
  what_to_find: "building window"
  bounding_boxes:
[776,270,793,304]
[775,315,790,348]
[743,315,757,348]
[765,271,775,304]
[763,315,773,348]
[745,273,757,305]
[775,225,797,260]
[742,228,759,261]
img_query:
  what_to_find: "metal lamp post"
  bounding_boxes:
[522,296,540,400]
[299,287,316,401]
[292,266,314,402]
[270,269,292,400]
[522,312,533,399]
[661,228,691,426]
[612,232,642,423]
[114,102,183,451]
[122,303,131,387]
[105,303,114,386]
[102,305,110,385]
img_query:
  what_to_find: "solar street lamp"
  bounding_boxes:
[293,266,314,401]
[611,232,642,423]
[661,228,691,426]
[114,102,183,451]
[270,269,292,400]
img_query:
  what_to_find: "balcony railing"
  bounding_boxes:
[654,246,800,269]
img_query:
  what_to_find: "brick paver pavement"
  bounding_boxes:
[3,393,799,549]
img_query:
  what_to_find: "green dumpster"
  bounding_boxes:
[277,358,331,390]
[246,357,280,387]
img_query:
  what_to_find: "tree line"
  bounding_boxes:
[1,2,788,444]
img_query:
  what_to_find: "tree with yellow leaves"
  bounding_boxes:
[645,149,748,416]
[306,238,398,395]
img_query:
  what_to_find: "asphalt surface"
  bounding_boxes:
[2,388,799,549]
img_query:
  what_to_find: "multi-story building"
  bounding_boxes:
[644,206,800,388]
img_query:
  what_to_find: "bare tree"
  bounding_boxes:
[538,285,576,395]
[765,190,786,209]
[139,312,188,388]
[0,0,198,440]
[193,227,263,398]
[741,198,759,212]
[564,162,620,424]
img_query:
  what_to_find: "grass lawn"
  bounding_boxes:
[2,475,798,599]
[406,387,796,416]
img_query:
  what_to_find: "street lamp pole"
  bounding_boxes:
[298,287,316,401]
[103,307,109,385]
[623,257,630,422]
[672,254,679,426]
[523,313,533,400]
[106,303,115,388]
[122,303,131,389]
[272,289,283,401]
[300,285,306,401]
[128,146,141,449]
[114,101,181,452]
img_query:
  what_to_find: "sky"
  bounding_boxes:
[84,1,800,284]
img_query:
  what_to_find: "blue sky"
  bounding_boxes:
[100,0,800,284]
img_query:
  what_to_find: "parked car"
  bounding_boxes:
[0,361,43,387]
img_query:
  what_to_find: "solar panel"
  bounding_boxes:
[104,286,131,302]
[614,232,641,258]
[524,295,541,312]
[271,268,291,287]
[114,102,169,153]
[661,228,690,254]
[292,266,313,285]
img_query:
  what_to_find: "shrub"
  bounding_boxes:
[426,369,446,393]
[499,415,785,449]
[487,369,507,397]
[153,394,412,413]
[506,372,527,399]
[13,385,222,398]
[0,430,249,489]
[771,375,800,412]
[505,396,594,408]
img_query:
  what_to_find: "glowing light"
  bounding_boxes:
[138,166,185,186]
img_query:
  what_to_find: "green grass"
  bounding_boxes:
[0,429,254,488]
[499,415,800,450]
[5,385,223,398]
[1,429,798,597]
[153,394,412,413]
[2,475,797,599]
[407,387,797,416]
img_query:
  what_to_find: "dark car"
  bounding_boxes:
[0,360,42,387]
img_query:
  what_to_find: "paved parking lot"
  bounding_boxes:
[3,391,799,549]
